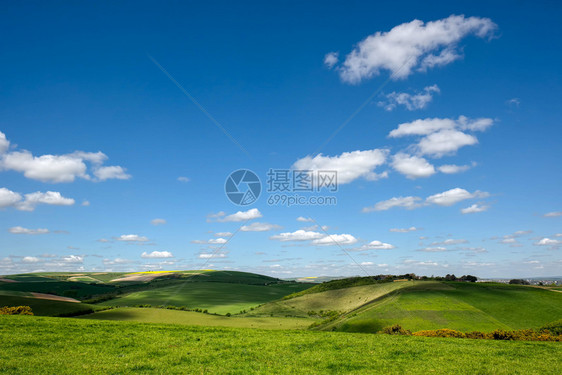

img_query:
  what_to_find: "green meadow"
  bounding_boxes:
[1,315,561,374]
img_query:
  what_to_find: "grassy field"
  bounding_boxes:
[246,281,416,317]
[0,295,97,316]
[98,282,311,314]
[78,307,313,329]
[322,282,562,333]
[0,315,560,374]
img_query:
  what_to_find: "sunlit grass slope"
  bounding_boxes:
[1,316,560,374]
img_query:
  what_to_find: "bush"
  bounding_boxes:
[0,306,33,315]
[539,319,562,336]
[381,325,411,336]
[413,329,466,339]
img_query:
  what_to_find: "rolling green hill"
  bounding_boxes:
[77,307,313,329]
[98,282,311,314]
[319,282,562,333]
[1,315,560,374]
[0,294,97,317]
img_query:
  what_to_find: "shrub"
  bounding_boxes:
[0,306,33,315]
[539,319,562,336]
[413,329,466,339]
[465,331,491,340]
[381,325,411,336]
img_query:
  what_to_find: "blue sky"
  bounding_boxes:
[1,1,561,278]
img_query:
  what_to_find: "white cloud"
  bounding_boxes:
[388,116,493,158]
[418,247,447,252]
[81,200,90,206]
[379,85,440,111]
[363,196,422,212]
[426,188,488,206]
[141,251,174,258]
[501,238,517,244]
[0,188,22,208]
[438,163,474,174]
[210,208,263,222]
[391,153,436,179]
[214,232,232,237]
[198,253,227,259]
[365,188,489,212]
[62,255,83,263]
[312,234,358,246]
[332,15,496,83]
[191,238,228,244]
[151,218,167,226]
[240,222,282,232]
[357,240,395,250]
[177,176,190,182]
[296,216,314,223]
[116,234,149,242]
[389,226,419,233]
[22,256,40,263]
[431,239,468,245]
[543,211,562,218]
[0,131,10,154]
[324,52,339,69]
[93,166,131,181]
[417,129,478,157]
[16,191,75,212]
[461,204,489,214]
[293,149,388,184]
[270,230,324,242]
[0,131,129,183]
[361,261,374,266]
[534,238,562,247]
[9,226,49,235]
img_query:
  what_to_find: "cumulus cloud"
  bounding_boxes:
[0,189,75,212]
[214,232,232,237]
[116,234,149,242]
[534,238,562,247]
[379,85,440,111]
[431,238,468,245]
[93,166,131,181]
[296,216,314,223]
[543,211,562,218]
[209,208,262,222]
[9,226,49,235]
[141,251,174,258]
[418,247,447,252]
[0,131,130,183]
[191,238,228,245]
[0,188,23,209]
[388,116,493,158]
[22,256,40,263]
[270,230,325,242]
[198,252,227,259]
[389,226,419,233]
[461,203,489,214]
[151,218,167,226]
[364,188,489,212]
[293,149,388,184]
[425,188,488,206]
[324,52,339,69]
[312,234,358,246]
[240,222,282,232]
[356,240,395,250]
[438,163,475,174]
[363,196,422,212]
[330,15,497,83]
[62,255,84,263]
[0,131,10,154]
[391,152,436,179]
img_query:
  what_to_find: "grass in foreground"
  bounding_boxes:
[0,315,560,374]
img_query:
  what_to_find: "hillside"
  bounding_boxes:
[318,281,562,333]
[1,316,560,374]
